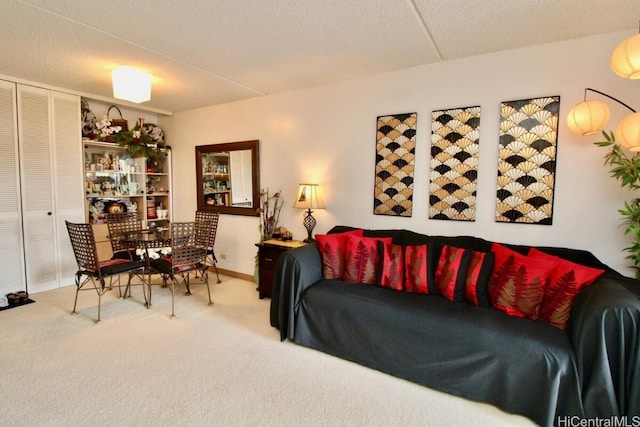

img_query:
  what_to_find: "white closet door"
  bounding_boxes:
[51,91,83,287]
[17,84,57,293]
[0,81,26,295]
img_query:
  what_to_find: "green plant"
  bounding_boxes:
[115,122,167,159]
[595,130,640,278]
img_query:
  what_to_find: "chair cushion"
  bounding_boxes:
[99,258,144,275]
[112,249,137,260]
[151,258,203,274]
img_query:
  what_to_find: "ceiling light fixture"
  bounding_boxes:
[112,66,152,103]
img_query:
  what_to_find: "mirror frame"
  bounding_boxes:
[195,140,260,217]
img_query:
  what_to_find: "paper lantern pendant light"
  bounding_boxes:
[112,66,152,103]
[615,112,640,151]
[566,100,611,136]
[611,33,640,79]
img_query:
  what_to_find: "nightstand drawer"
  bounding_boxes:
[259,246,281,270]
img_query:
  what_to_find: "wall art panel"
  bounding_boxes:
[429,106,481,221]
[496,96,560,225]
[373,113,417,217]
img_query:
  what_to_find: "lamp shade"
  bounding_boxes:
[293,184,325,210]
[611,33,640,80]
[566,100,610,135]
[615,112,640,151]
[112,66,152,103]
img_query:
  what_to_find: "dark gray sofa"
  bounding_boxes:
[270,227,640,426]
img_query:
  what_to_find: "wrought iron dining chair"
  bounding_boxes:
[105,212,143,260]
[105,212,144,297]
[195,210,221,283]
[150,221,212,318]
[65,221,144,323]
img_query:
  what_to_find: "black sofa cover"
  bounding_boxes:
[270,227,640,426]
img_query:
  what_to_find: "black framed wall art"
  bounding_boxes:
[373,112,417,217]
[429,106,481,221]
[496,96,560,225]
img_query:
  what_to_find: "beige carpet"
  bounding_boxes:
[0,276,535,426]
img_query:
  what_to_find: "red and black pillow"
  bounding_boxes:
[529,248,604,329]
[434,245,470,302]
[343,235,392,284]
[315,229,364,280]
[377,242,404,291]
[463,250,495,306]
[488,243,559,320]
[404,244,431,294]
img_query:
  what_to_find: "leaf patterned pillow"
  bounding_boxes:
[404,244,431,294]
[377,242,404,291]
[529,248,605,329]
[343,235,392,284]
[488,243,559,320]
[434,245,471,302]
[464,250,495,306]
[315,229,364,280]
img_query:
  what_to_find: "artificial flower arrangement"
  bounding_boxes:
[96,115,167,160]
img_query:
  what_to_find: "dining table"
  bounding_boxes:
[117,227,171,308]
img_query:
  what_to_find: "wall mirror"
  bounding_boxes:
[195,140,260,216]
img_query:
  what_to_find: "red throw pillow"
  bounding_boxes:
[404,244,430,294]
[315,229,364,280]
[377,242,404,291]
[434,245,470,302]
[343,235,392,284]
[464,250,495,306]
[529,248,605,329]
[488,243,559,320]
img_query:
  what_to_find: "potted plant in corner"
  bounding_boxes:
[595,130,640,278]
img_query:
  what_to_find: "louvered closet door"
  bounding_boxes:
[0,81,26,295]
[18,85,58,293]
[51,91,83,287]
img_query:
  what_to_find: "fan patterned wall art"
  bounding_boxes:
[496,96,560,225]
[373,112,417,217]
[430,106,481,221]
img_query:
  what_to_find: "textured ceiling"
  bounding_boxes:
[0,0,638,113]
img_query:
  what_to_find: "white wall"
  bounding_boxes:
[160,30,640,277]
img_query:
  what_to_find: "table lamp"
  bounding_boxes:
[293,184,325,243]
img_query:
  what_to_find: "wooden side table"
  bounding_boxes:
[255,239,306,299]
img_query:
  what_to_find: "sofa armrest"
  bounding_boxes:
[269,243,322,341]
[568,273,640,418]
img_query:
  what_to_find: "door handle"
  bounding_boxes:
[47,212,52,216]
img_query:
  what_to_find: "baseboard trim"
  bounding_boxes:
[211,267,254,283]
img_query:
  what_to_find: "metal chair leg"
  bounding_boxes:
[205,269,213,306]
[170,276,176,319]
[72,276,81,315]
[212,263,221,284]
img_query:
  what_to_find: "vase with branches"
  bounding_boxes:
[595,130,640,278]
[258,188,284,242]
